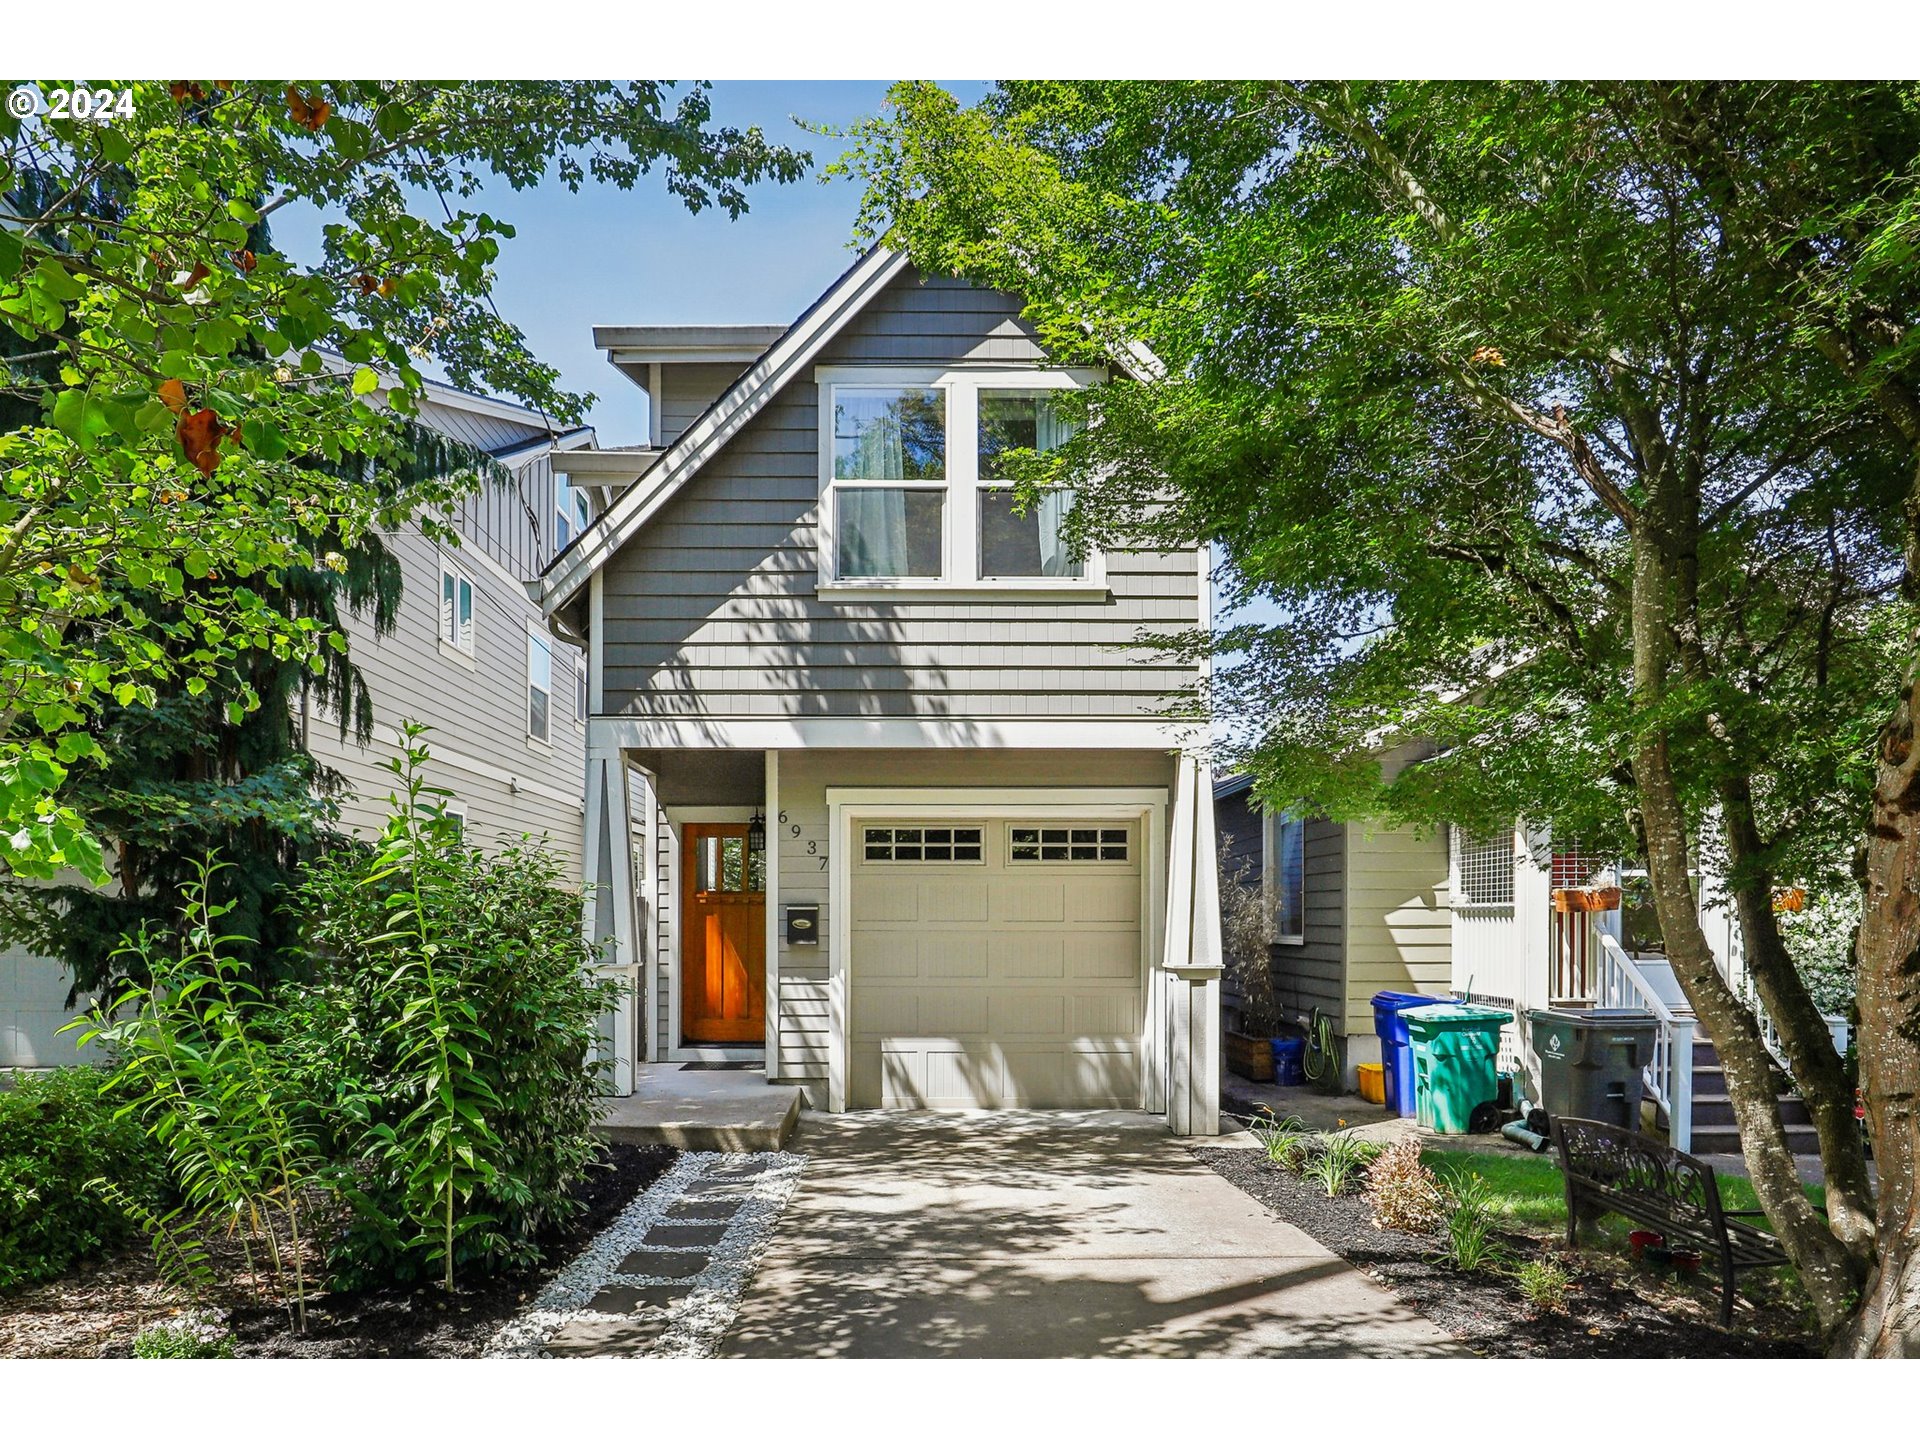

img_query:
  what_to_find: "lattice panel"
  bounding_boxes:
[1453,829,1515,908]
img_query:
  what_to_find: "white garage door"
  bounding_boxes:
[849,819,1144,1110]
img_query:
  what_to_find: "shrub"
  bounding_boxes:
[1220,843,1278,1036]
[287,726,622,1290]
[81,869,330,1329]
[1518,1257,1572,1314]
[132,1310,235,1358]
[1299,1130,1382,1198]
[1438,1171,1507,1272]
[1364,1135,1448,1232]
[0,1066,169,1290]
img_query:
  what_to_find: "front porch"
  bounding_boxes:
[580,719,1225,1136]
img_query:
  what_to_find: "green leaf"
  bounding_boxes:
[0,227,22,280]
[351,366,380,396]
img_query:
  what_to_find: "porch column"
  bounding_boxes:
[584,733,642,1096]
[1161,752,1224,1136]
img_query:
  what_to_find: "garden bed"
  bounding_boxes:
[0,1143,676,1360]
[1198,1144,1818,1359]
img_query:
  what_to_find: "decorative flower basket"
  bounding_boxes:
[1224,1028,1275,1082]
[1553,886,1622,913]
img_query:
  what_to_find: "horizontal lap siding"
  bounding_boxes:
[598,268,1200,721]
[1342,819,1451,1032]
[305,512,587,879]
[659,363,747,445]
[1274,819,1345,1027]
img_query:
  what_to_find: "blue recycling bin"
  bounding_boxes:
[1372,991,1460,1117]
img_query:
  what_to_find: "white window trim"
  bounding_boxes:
[525,624,553,748]
[813,365,1109,598]
[1264,810,1307,947]
[438,559,476,663]
[555,471,591,554]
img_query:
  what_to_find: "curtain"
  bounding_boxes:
[837,391,906,480]
[1034,397,1080,577]
[839,488,911,576]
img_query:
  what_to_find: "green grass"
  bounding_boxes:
[1423,1148,1826,1248]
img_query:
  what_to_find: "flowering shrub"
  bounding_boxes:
[1363,1135,1449,1232]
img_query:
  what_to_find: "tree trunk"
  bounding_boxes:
[1716,777,1878,1256]
[1838,666,1920,1355]
[1628,517,1861,1330]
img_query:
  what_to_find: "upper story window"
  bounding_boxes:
[816,368,1100,593]
[439,562,474,657]
[554,473,590,552]
[526,628,552,744]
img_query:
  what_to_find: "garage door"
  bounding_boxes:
[849,819,1144,1109]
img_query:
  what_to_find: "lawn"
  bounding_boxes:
[1423,1147,1827,1245]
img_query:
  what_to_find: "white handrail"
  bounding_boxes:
[1593,933,1695,1152]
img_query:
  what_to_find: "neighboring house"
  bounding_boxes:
[1213,745,1452,1087]
[1442,820,1837,1154]
[541,247,1225,1133]
[302,379,596,859]
[0,382,594,1071]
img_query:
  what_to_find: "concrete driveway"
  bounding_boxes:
[723,1112,1465,1358]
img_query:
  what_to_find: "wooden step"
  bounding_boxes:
[1690,1094,1812,1129]
[1689,1123,1822,1155]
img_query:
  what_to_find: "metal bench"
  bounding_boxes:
[1551,1116,1793,1326]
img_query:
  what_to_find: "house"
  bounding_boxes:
[540,247,1225,1134]
[1212,746,1453,1087]
[1442,820,1841,1154]
[0,382,594,1071]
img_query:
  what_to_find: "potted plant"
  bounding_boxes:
[1221,845,1279,1082]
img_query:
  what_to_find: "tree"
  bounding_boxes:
[1,81,806,879]
[0,417,496,996]
[1644,83,1920,1355]
[842,80,1913,1344]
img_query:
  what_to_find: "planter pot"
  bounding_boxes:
[1554,887,1623,913]
[1224,1029,1275,1082]
[1629,1229,1665,1260]
[1669,1248,1702,1275]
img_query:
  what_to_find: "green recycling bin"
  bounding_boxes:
[1403,1003,1510,1134]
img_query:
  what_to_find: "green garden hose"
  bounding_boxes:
[1301,1008,1341,1090]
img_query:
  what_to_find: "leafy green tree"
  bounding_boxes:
[1,80,806,879]
[842,80,1914,1343]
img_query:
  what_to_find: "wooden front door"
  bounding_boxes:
[681,823,765,1045]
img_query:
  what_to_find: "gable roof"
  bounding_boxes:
[539,244,1162,618]
[539,245,908,615]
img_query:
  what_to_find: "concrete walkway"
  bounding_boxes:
[723,1112,1466,1358]
[596,1064,801,1152]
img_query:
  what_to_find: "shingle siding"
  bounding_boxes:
[596,267,1201,720]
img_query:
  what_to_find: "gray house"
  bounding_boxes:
[1,382,594,1071]
[542,247,1225,1134]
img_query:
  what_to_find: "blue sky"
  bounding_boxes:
[277,81,987,443]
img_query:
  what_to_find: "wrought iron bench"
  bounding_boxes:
[1551,1116,1793,1326]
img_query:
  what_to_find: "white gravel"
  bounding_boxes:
[487,1151,806,1359]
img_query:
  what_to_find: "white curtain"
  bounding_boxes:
[839,489,911,576]
[1034,398,1080,577]
[838,391,907,480]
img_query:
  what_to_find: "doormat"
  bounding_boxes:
[680,1061,764,1072]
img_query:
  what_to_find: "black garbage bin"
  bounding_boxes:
[1526,1008,1662,1131]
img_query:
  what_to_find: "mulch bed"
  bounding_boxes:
[1199,1147,1818,1359]
[0,1143,677,1360]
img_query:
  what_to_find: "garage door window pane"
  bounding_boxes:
[1009,826,1129,863]
[863,826,984,863]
